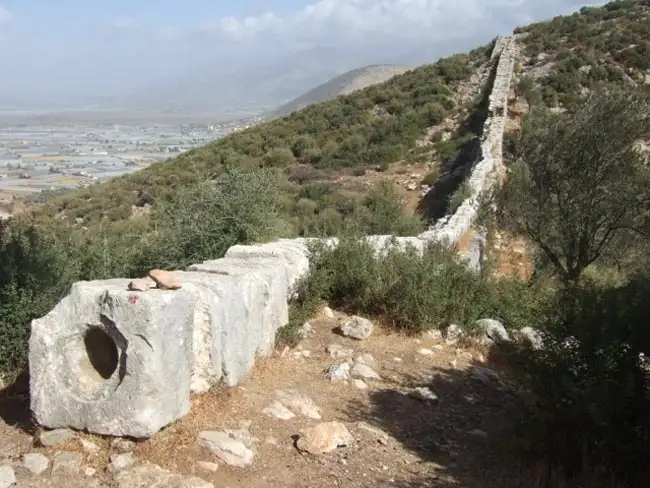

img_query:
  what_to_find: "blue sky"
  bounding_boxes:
[0,0,603,106]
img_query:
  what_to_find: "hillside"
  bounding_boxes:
[2,2,650,487]
[0,0,649,374]
[266,65,410,119]
[513,0,650,111]
[24,2,648,230]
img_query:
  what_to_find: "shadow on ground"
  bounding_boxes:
[0,368,36,434]
[342,355,554,488]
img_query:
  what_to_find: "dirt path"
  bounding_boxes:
[0,305,528,488]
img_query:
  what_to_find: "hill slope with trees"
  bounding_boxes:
[2,4,650,485]
[266,64,410,119]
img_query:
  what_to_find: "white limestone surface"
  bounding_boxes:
[29,279,196,438]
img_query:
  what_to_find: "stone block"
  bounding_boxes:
[187,256,288,360]
[224,238,312,292]
[29,279,195,438]
[183,257,290,387]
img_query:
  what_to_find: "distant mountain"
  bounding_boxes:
[266,64,410,119]
[117,40,481,116]
[121,46,376,115]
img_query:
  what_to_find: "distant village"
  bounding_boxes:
[0,115,263,200]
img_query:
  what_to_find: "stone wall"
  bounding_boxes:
[28,37,517,439]
[419,35,516,246]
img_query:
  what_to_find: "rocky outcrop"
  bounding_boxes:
[28,37,517,439]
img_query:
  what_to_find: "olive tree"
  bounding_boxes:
[497,89,650,284]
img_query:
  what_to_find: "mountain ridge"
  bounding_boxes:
[266,64,411,119]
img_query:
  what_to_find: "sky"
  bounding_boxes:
[0,0,603,108]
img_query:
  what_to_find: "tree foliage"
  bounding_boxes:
[497,89,650,283]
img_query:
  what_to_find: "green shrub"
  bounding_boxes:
[422,169,439,186]
[355,181,424,236]
[263,147,295,168]
[130,166,284,274]
[290,234,547,334]
[512,276,650,484]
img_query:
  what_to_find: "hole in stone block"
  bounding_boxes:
[84,327,119,380]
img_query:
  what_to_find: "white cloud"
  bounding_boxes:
[199,0,602,46]
[201,0,514,43]
[0,5,11,24]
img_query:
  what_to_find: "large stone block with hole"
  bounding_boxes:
[29,279,196,438]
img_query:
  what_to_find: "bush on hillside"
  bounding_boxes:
[353,181,424,236]
[278,234,550,342]
[511,275,650,484]
[0,219,87,378]
[128,166,286,274]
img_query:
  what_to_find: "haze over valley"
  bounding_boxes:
[0,0,599,212]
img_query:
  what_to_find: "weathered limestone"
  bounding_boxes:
[223,238,313,293]
[420,36,516,247]
[187,256,289,360]
[29,279,196,438]
[28,36,517,439]
[177,263,289,390]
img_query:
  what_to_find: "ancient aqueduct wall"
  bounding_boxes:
[28,37,517,438]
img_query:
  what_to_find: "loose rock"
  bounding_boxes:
[326,344,354,359]
[127,278,153,292]
[52,451,83,474]
[198,431,255,468]
[22,453,49,475]
[275,390,321,419]
[325,363,350,381]
[352,379,368,389]
[518,326,544,350]
[299,322,314,337]
[79,438,101,454]
[148,269,182,290]
[339,315,374,340]
[296,422,354,455]
[263,401,296,420]
[322,306,336,319]
[443,324,464,344]
[417,348,434,356]
[350,363,381,381]
[38,428,75,447]
[0,465,15,488]
[411,387,439,403]
[223,422,258,448]
[116,463,213,488]
[112,438,137,453]
[355,353,377,368]
[110,453,135,472]
[197,461,219,473]
[475,318,510,345]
